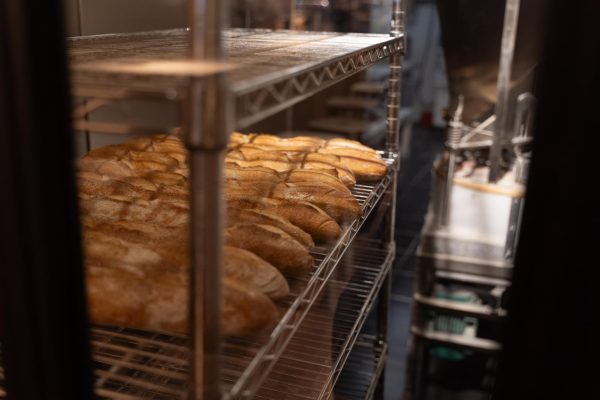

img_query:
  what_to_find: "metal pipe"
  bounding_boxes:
[439,96,464,227]
[186,1,229,399]
[386,0,404,153]
[488,0,521,182]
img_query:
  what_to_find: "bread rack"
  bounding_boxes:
[0,1,405,399]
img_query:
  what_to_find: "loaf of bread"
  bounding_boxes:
[270,182,361,223]
[225,224,314,276]
[227,207,314,248]
[225,197,342,242]
[83,220,289,299]
[87,266,278,336]
[224,246,290,299]
[82,218,287,335]
[80,195,189,227]
[228,133,387,182]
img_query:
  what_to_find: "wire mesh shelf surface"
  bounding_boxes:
[68,29,404,128]
[254,242,394,400]
[333,335,388,400]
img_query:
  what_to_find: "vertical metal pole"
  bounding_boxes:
[376,1,405,398]
[488,0,521,182]
[439,96,464,227]
[386,0,404,153]
[186,1,229,399]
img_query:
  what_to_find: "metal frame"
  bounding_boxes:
[0,1,406,399]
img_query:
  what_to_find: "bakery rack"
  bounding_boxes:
[0,1,405,399]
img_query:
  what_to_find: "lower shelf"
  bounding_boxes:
[333,335,388,400]
[253,241,394,400]
[88,240,394,400]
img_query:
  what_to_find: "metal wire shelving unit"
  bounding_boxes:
[0,1,405,399]
[81,155,398,399]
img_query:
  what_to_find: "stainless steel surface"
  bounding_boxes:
[488,0,521,182]
[413,293,506,319]
[503,196,525,262]
[68,29,404,129]
[436,0,543,126]
[439,96,464,227]
[410,327,501,353]
[417,252,512,281]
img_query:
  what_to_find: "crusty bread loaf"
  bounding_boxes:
[283,169,351,194]
[224,246,290,299]
[79,196,189,227]
[270,182,361,223]
[315,149,387,181]
[227,207,314,248]
[224,164,282,182]
[225,197,341,242]
[225,224,313,276]
[87,266,278,336]
[324,137,379,153]
[225,179,360,223]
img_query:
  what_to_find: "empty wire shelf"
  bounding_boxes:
[333,335,388,400]
[69,29,404,129]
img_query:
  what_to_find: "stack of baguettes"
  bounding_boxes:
[78,133,387,336]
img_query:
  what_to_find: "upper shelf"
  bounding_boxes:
[68,29,404,128]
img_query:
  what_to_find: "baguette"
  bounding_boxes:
[227,207,314,248]
[324,137,379,153]
[225,197,341,242]
[283,169,351,194]
[83,221,289,300]
[224,164,281,182]
[79,196,188,227]
[270,182,361,223]
[224,246,290,299]
[316,149,387,181]
[87,266,278,336]
[225,223,313,276]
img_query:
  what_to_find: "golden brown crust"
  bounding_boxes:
[225,197,342,242]
[225,224,314,276]
[270,182,361,223]
[224,246,290,299]
[227,207,314,248]
[87,266,278,336]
